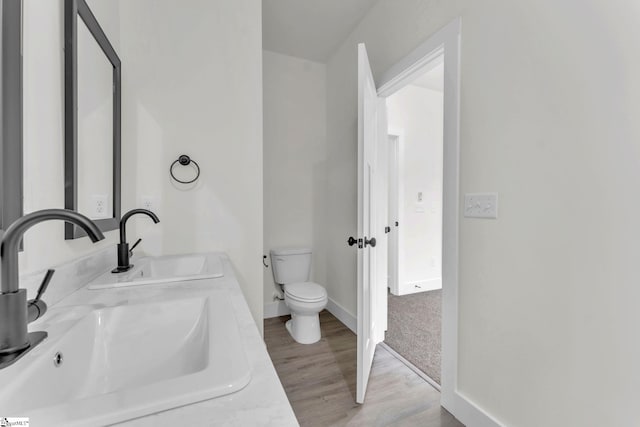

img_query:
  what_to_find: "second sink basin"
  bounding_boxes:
[88,252,224,289]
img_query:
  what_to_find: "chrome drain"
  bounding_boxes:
[53,351,63,367]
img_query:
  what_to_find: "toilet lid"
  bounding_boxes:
[285,282,327,302]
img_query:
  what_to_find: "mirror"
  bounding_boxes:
[0,0,23,237]
[64,0,121,239]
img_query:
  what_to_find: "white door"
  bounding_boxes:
[356,43,387,404]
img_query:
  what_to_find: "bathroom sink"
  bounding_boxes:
[0,291,250,426]
[87,252,224,289]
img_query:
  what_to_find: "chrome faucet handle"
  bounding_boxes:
[34,269,55,303]
[129,238,142,256]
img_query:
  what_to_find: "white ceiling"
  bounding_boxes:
[262,0,380,63]
[411,61,444,92]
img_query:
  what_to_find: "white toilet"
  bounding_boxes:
[270,247,327,344]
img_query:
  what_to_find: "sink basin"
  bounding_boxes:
[0,291,250,426]
[87,252,224,289]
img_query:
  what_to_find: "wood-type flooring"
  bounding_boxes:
[264,311,464,427]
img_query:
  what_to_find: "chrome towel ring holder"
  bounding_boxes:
[170,154,200,184]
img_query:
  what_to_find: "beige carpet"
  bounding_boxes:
[384,289,442,384]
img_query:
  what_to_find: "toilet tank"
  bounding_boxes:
[270,247,312,285]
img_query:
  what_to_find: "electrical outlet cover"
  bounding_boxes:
[141,196,155,211]
[91,194,109,219]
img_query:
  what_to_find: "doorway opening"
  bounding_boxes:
[382,55,444,388]
[356,17,462,416]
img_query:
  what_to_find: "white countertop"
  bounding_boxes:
[20,253,299,427]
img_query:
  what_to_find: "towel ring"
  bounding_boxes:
[170,155,200,184]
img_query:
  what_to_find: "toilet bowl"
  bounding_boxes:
[270,248,327,344]
[284,282,327,344]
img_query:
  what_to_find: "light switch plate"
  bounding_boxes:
[464,193,498,219]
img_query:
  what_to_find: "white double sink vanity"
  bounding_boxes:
[0,251,298,426]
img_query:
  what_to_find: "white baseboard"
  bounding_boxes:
[326,298,356,333]
[263,300,290,318]
[452,391,503,427]
[398,277,442,295]
[264,297,356,333]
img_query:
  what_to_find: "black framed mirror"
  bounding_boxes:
[64,0,121,239]
[0,0,23,238]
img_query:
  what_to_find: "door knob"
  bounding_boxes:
[364,237,376,248]
[348,237,364,248]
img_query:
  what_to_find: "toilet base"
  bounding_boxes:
[285,312,321,344]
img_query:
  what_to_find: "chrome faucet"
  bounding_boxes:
[112,209,159,273]
[0,209,105,369]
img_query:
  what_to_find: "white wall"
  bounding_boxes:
[325,0,640,425]
[117,0,264,331]
[20,0,130,296]
[262,50,327,305]
[387,84,443,294]
[21,1,264,333]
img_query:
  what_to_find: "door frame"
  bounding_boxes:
[377,17,461,416]
[386,130,404,296]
